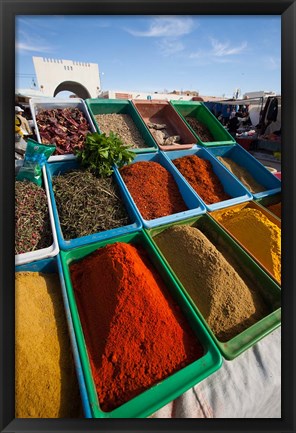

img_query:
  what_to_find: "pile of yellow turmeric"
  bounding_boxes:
[214,207,281,284]
[15,272,81,418]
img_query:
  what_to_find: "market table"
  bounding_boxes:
[151,327,281,418]
[236,136,256,151]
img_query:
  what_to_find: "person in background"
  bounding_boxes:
[230,107,237,119]
[227,112,241,138]
[15,106,32,136]
[222,106,231,126]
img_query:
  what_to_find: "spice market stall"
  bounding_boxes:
[13,97,281,419]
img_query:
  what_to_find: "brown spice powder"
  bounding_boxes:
[216,156,265,194]
[267,202,281,219]
[186,117,215,142]
[154,225,270,341]
[94,113,147,148]
[15,272,81,418]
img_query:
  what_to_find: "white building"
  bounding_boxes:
[100,89,194,101]
[243,90,276,99]
[100,89,224,102]
[32,56,101,99]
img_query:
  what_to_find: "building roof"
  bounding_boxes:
[15,88,48,98]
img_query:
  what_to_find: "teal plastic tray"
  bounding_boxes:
[60,230,222,418]
[170,100,235,146]
[113,152,207,229]
[207,144,281,199]
[46,160,142,251]
[146,214,281,360]
[85,98,158,153]
[162,147,253,212]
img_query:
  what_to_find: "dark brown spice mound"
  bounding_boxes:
[186,116,215,142]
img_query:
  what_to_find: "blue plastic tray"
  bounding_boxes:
[114,152,207,229]
[46,160,142,251]
[15,255,92,418]
[162,147,253,212]
[207,144,281,199]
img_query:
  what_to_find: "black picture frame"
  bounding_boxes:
[1,1,295,432]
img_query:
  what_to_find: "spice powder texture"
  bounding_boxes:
[15,272,81,418]
[154,225,270,342]
[70,242,203,412]
[216,207,281,284]
[267,202,281,219]
[94,113,147,149]
[173,155,230,204]
[119,161,187,220]
[216,156,265,194]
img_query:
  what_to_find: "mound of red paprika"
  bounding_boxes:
[173,154,230,204]
[119,161,187,220]
[70,242,203,412]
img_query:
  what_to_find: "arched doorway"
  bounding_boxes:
[53,81,91,99]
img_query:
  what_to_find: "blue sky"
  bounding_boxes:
[15,15,281,98]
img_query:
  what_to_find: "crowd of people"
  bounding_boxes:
[226,111,251,138]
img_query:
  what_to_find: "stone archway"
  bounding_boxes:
[54,81,91,99]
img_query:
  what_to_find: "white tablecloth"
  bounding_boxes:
[151,328,281,418]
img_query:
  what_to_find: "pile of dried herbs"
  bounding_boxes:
[52,169,130,240]
[15,180,52,255]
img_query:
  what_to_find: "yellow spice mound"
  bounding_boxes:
[216,207,281,284]
[15,272,81,418]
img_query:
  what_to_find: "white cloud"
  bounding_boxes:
[189,38,247,64]
[16,30,54,53]
[264,56,280,70]
[126,16,195,38]
[210,38,247,56]
[157,39,185,56]
[16,41,54,53]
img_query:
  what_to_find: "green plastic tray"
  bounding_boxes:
[146,214,281,360]
[60,230,222,418]
[85,98,158,154]
[170,100,235,147]
[255,193,281,219]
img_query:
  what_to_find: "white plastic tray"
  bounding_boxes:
[29,97,96,162]
[15,161,59,265]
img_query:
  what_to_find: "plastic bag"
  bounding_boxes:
[15,136,27,155]
[16,139,56,186]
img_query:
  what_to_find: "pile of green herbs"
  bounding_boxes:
[15,180,52,255]
[75,131,136,177]
[52,169,130,240]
